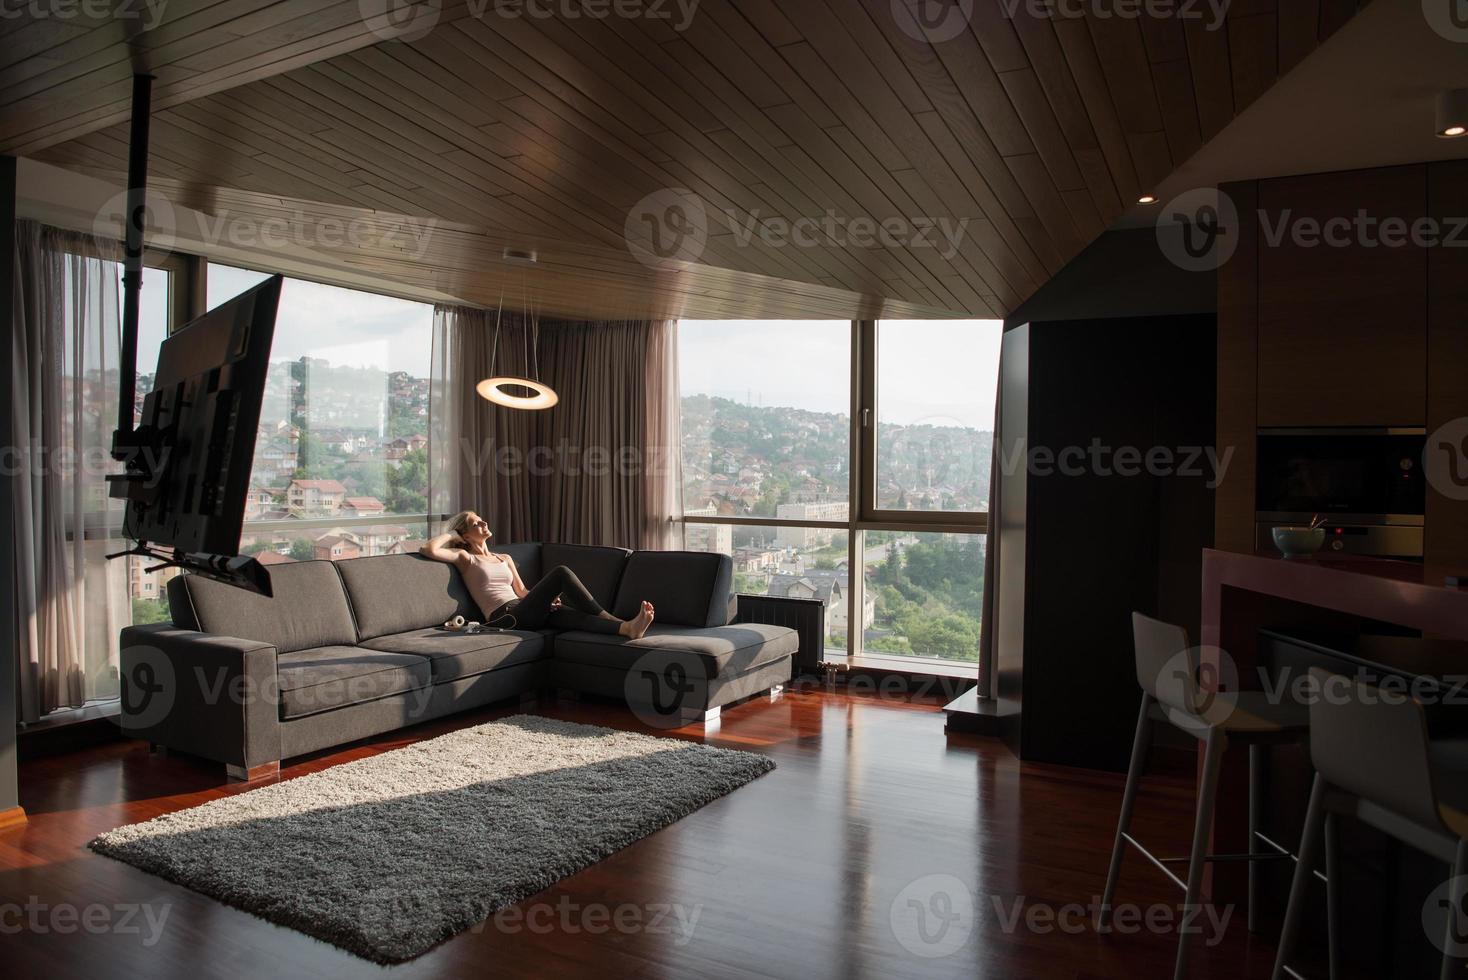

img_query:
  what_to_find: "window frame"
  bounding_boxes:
[855,319,990,532]
[677,317,995,679]
[200,257,447,543]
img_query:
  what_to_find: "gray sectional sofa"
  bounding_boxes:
[118,543,798,779]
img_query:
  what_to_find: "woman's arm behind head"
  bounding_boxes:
[420,533,467,564]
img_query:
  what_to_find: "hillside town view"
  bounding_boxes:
[130,318,990,665]
[681,394,987,663]
[126,356,435,625]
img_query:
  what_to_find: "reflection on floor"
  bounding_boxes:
[5,686,1280,979]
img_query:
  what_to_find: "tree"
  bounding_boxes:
[293,432,334,479]
[388,447,429,514]
[874,548,903,587]
[131,598,170,626]
[290,538,316,561]
[734,573,766,595]
[341,460,387,500]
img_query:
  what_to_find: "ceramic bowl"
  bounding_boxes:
[1272,526,1325,558]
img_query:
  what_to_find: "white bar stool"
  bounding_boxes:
[1103,613,1311,980]
[1273,668,1468,980]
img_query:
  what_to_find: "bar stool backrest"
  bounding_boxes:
[1306,667,1443,832]
[1132,612,1201,715]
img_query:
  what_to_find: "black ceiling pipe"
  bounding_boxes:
[114,72,154,455]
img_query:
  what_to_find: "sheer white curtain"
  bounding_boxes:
[642,319,683,551]
[12,222,128,720]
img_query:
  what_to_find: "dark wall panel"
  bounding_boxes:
[1001,314,1217,770]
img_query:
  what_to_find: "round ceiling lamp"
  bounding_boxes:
[476,376,558,409]
[476,268,558,411]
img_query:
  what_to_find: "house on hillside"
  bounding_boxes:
[288,479,346,516]
[354,525,410,556]
[313,534,361,561]
[767,569,874,634]
[341,496,386,518]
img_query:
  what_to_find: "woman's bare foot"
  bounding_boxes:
[618,600,655,639]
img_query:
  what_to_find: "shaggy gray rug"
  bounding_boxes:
[90,714,775,962]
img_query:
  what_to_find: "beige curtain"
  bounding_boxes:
[12,221,128,721]
[429,307,682,551]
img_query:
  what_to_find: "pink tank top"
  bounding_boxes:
[460,553,519,618]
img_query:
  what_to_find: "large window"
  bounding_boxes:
[206,265,438,565]
[873,320,1000,513]
[680,321,850,520]
[121,260,189,631]
[679,319,1001,674]
[862,531,985,663]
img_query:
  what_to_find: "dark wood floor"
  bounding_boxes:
[2,687,1289,979]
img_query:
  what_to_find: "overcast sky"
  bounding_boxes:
[208,264,436,377]
[202,267,1001,430]
[680,319,1002,431]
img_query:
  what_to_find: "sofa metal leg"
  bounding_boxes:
[226,762,280,782]
[148,742,168,756]
[679,705,720,726]
[768,684,785,700]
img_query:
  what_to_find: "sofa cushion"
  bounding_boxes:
[490,542,543,586]
[553,623,797,678]
[612,551,734,628]
[541,543,631,609]
[168,560,358,654]
[359,627,547,682]
[335,553,482,641]
[275,646,431,720]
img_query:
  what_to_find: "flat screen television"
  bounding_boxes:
[109,275,283,594]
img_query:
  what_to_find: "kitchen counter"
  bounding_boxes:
[1198,549,1468,906]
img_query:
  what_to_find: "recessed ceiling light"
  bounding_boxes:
[1437,89,1468,139]
[1138,194,1159,205]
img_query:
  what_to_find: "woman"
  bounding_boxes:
[420,511,654,638]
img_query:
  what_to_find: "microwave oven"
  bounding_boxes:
[1254,427,1425,558]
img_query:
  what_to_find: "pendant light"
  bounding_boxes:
[476,270,558,410]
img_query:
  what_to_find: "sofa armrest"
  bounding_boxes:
[120,622,282,769]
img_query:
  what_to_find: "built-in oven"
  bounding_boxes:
[1254,427,1426,558]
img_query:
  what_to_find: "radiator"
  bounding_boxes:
[734,593,826,678]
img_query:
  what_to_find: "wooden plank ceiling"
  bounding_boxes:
[4,0,1371,320]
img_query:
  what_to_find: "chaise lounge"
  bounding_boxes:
[119,543,799,780]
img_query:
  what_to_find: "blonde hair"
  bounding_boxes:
[446,510,477,537]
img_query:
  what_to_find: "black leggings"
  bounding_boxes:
[487,565,622,634]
